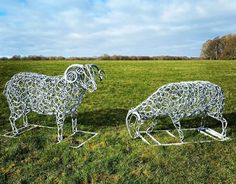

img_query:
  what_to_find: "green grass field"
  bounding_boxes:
[0,60,236,183]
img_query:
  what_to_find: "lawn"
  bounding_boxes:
[0,60,236,183]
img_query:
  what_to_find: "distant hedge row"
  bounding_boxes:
[0,55,199,61]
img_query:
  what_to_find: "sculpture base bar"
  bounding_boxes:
[139,127,230,146]
[2,124,55,138]
[198,127,230,141]
[68,130,98,149]
[2,125,97,149]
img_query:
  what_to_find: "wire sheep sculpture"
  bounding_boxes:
[126,81,228,144]
[3,64,104,142]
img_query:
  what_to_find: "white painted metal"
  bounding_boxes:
[139,128,230,146]
[2,124,55,138]
[3,64,104,147]
[69,130,98,148]
[126,81,228,145]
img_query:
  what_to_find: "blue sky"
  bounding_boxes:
[0,0,236,57]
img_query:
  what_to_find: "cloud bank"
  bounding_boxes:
[0,0,236,57]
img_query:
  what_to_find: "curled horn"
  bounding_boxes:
[90,64,105,81]
[64,64,84,83]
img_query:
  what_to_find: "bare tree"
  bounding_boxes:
[201,34,236,60]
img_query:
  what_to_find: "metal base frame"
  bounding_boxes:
[2,125,98,149]
[138,127,230,146]
[68,130,98,149]
[2,124,55,138]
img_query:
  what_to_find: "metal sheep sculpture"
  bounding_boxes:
[3,64,104,142]
[126,81,228,144]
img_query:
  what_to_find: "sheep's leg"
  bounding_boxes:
[219,117,228,138]
[9,116,18,135]
[207,113,228,139]
[216,114,227,138]
[198,116,206,131]
[71,112,78,134]
[56,114,65,142]
[201,116,205,127]
[22,108,30,127]
[23,115,29,127]
[172,118,184,142]
[213,115,227,139]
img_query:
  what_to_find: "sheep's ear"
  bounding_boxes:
[64,64,84,83]
[89,64,106,81]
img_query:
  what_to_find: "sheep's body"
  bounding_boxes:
[126,81,227,142]
[4,64,103,142]
[4,72,85,116]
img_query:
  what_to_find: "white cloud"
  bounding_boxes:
[0,0,236,57]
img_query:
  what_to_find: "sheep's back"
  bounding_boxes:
[5,73,62,113]
[148,81,224,117]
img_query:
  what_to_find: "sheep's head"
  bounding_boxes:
[64,64,105,92]
[126,109,142,139]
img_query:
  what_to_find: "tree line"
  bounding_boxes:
[200,34,236,60]
[0,55,198,61]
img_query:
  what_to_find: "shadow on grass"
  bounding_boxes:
[180,112,236,129]
[78,108,128,127]
[77,109,236,130]
[2,108,235,134]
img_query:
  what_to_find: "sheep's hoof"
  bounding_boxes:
[13,130,19,136]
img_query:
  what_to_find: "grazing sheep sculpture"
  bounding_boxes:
[126,81,228,144]
[3,64,104,142]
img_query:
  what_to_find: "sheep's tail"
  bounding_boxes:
[218,86,225,110]
[211,84,225,115]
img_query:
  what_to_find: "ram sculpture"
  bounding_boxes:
[126,81,228,144]
[3,64,104,142]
